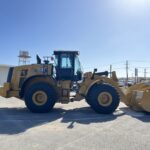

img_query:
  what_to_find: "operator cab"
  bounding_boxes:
[54,51,83,81]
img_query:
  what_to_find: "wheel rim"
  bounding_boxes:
[98,92,112,107]
[32,91,48,106]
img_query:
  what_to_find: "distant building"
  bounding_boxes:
[0,65,10,86]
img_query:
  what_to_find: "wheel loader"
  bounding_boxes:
[0,50,125,114]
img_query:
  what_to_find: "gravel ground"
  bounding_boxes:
[0,96,149,150]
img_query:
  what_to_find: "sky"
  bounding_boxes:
[0,0,150,77]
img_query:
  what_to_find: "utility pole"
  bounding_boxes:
[144,68,147,80]
[110,65,112,77]
[135,68,138,83]
[126,60,129,85]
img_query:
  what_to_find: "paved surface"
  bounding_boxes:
[0,96,150,150]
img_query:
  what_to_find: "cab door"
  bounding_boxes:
[55,53,75,80]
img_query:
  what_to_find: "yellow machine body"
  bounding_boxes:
[0,66,122,103]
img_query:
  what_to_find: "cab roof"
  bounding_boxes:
[54,50,79,55]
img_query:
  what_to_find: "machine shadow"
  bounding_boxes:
[120,107,150,122]
[0,106,124,135]
[60,107,124,129]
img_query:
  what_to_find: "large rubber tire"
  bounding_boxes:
[86,84,120,114]
[24,82,57,113]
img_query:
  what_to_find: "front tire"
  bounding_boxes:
[86,84,120,114]
[24,82,57,113]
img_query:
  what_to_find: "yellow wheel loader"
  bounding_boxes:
[0,51,124,113]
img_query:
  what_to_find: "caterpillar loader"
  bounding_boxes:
[0,50,125,114]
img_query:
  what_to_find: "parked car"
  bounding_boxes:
[127,80,135,87]
[118,80,125,87]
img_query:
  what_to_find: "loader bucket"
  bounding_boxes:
[123,82,150,112]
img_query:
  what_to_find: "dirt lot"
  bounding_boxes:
[0,96,150,150]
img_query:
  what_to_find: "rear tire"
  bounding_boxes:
[24,82,57,113]
[86,84,120,114]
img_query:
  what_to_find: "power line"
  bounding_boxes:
[129,60,146,62]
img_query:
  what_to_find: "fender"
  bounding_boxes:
[20,75,57,98]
